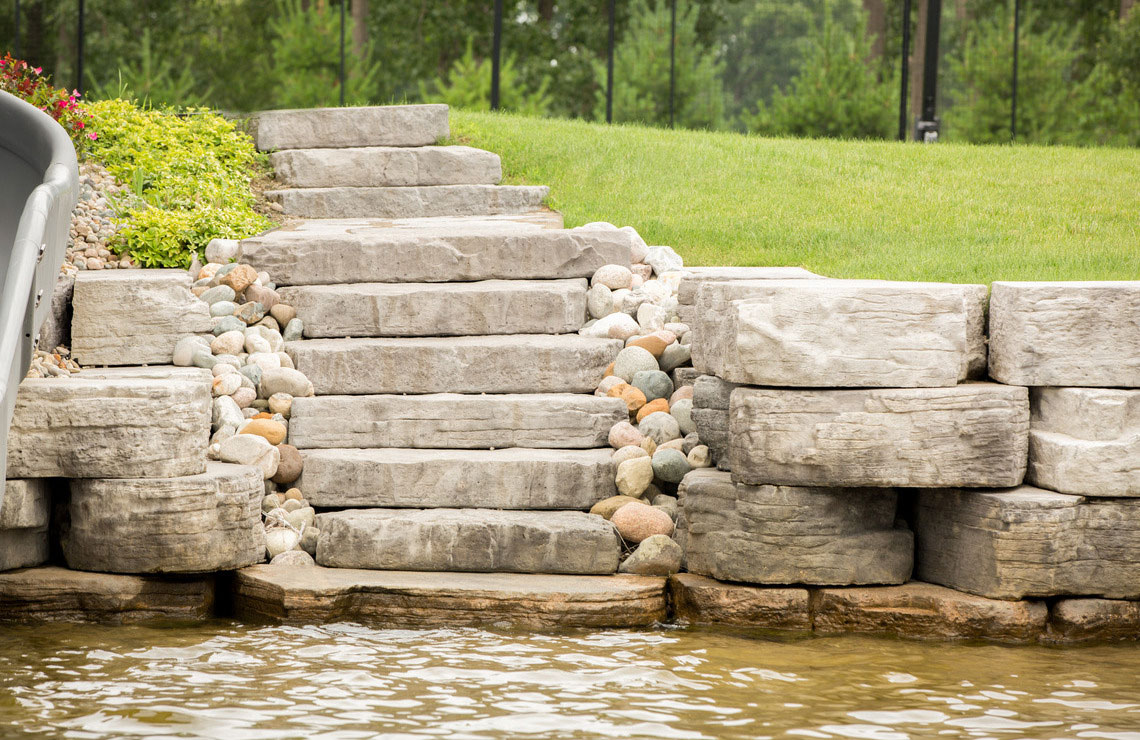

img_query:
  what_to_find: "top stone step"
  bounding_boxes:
[254,105,449,151]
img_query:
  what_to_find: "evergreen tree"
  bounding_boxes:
[419,37,552,116]
[594,0,725,130]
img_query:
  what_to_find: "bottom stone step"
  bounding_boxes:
[316,509,621,574]
[235,565,666,628]
[0,566,216,623]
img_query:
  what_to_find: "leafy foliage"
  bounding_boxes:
[87,29,209,107]
[0,54,96,151]
[594,0,725,129]
[746,7,896,139]
[86,99,270,268]
[419,38,551,116]
[268,0,381,108]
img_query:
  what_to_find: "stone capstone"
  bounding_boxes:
[1027,386,1140,497]
[61,463,265,574]
[299,448,615,509]
[6,367,211,479]
[316,509,621,574]
[70,270,213,366]
[988,281,1140,386]
[288,393,625,450]
[691,279,972,387]
[727,383,1029,488]
[677,469,912,586]
[254,104,449,150]
[915,486,1140,600]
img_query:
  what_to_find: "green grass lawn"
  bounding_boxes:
[451,111,1140,283]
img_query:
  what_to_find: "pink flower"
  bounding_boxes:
[87,133,97,141]
[33,67,41,74]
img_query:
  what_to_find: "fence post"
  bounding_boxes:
[669,0,676,128]
[916,0,942,141]
[339,0,346,106]
[1011,0,1020,141]
[491,0,503,110]
[76,0,85,95]
[898,0,911,141]
[606,0,615,123]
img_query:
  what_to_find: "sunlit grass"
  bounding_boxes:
[451,110,1140,283]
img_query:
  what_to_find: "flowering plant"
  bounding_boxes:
[0,54,97,151]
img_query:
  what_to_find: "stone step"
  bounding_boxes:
[6,366,211,479]
[299,448,615,509]
[236,216,632,287]
[255,104,449,150]
[316,509,621,574]
[234,565,667,628]
[288,335,622,395]
[269,146,501,188]
[289,393,627,449]
[0,566,216,623]
[0,480,49,572]
[279,279,588,338]
[264,185,549,220]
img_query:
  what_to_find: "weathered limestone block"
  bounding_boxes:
[269,146,501,188]
[6,367,211,479]
[1047,599,1140,642]
[668,574,811,630]
[915,487,1140,599]
[691,375,739,470]
[692,279,970,387]
[62,463,265,574]
[0,479,49,571]
[677,469,913,585]
[238,218,629,286]
[814,582,1048,642]
[989,281,1140,386]
[300,448,615,509]
[278,279,587,338]
[254,104,449,150]
[316,509,621,574]
[728,383,1029,488]
[234,565,666,628]
[289,335,622,395]
[36,272,74,351]
[0,566,215,623]
[676,266,825,305]
[265,185,549,220]
[1028,387,1140,496]
[289,393,627,449]
[70,270,212,366]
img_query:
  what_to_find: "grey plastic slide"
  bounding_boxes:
[0,90,79,502]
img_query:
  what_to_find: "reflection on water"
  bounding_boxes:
[1,621,1139,739]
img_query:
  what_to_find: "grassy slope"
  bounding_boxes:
[452,111,1140,283]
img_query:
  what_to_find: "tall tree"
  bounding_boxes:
[863,0,886,59]
[352,0,368,56]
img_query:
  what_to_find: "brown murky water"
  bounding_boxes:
[1,621,1139,739]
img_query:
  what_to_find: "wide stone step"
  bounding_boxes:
[255,104,449,150]
[236,216,632,286]
[234,565,667,628]
[264,185,549,219]
[289,393,627,449]
[288,335,622,395]
[279,279,587,338]
[6,367,211,479]
[299,447,615,509]
[269,146,501,188]
[316,509,621,574]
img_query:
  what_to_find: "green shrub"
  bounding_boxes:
[419,38,552,116]
[86,98,270,268]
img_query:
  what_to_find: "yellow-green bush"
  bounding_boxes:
[87,99,271,268]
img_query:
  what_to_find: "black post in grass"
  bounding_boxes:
[915,0,942,142]
[606,0,615,123]
[491,0,503,110]
[1011,0,1021,141]
[898,0,911,141]
[669,0,676,128]
[76,0,84,95]
[339,0,346,106]
[12,0,19,59]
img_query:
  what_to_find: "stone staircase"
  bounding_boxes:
[242,105,634,578]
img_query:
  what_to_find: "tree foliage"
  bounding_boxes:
[419,38,552,116]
